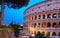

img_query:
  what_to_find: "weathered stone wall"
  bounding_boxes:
[24,0,60,38]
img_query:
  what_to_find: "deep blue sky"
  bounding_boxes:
[1,0,44,24]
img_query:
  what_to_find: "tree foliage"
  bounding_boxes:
[9,23,20,37]
[35,31,50,38]
[0,0,29,9]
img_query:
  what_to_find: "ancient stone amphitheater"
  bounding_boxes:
[24,0,60,38]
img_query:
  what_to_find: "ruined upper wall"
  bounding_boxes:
[24,0,60,16]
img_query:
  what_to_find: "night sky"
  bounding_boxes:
[0,0,44,24]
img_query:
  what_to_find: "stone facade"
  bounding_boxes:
[24,0,60,37]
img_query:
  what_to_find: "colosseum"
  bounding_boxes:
[24,0,60,38]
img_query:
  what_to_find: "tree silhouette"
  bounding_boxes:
[8,22,20,38]
[0,0,29,25]
[0,0,29,9]
[35,31,50,38]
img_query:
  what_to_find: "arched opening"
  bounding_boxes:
[42,32,45,35]
[52,13,57,18]
[52,23,57,28]
[58,22,60,28]
[58,32,60,36]
[38,23,40,28]
[32,16,33,20]
[47,22,51,27]
[38,15,41,19]
[47,14,51,18]
[46,32,50,36]
[34,31,36,34]
[43,15,45,19]
[52,32,56,36]
[37,31,40,34]
[35,16,37,20]
[31,31,33,34]
[58,13,60,18]
[42,22,46,27]
[31,24,33,27]
[34,23,36,28]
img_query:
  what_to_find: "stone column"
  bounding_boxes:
[56,32,58,36]
[50,32,52,37]
[40,22,42,28]
[33,16,35,20]
[41,15,43,19]
[51,14,52,19]
[45,14,47,19]
[51,22,52,29]
[37,15,38,20]
[36,22,37,28]
[57,12,58,19]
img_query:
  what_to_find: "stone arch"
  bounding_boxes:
[52,13,57,18]
[58,22,60,28]
[38,23,40,28]
[52,22,57,28]
[42,22,46,27]
[47,14,51,18]
[47,22,51,27]
[37,31,40,34]
[42,31,45,35]
[34,31,36,34]
[34,23,36,28]
[42,15,45,19]
[38,15,41,19]
[58,12,60,18]
[52,32,56,36]
[46,32,50,36]
[58,32,60,36]
[35,15,37,20]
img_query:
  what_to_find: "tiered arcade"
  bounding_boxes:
[24,0,60,37]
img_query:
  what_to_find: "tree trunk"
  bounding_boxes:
[0,0,4,25]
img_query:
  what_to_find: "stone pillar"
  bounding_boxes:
[57,12,58,19]
[37,15,38,20]
[33,16,35,20]
[51,22,52,28]
[31,16,32,20]
[56,32,58,36]
[40,22,42,28]
[41,15,43,19]
[45,14,46,19]
[50,32,52,37]
[51,14,52,19]
[45,14,47,19]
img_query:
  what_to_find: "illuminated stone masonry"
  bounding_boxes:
[24,0,60,38]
